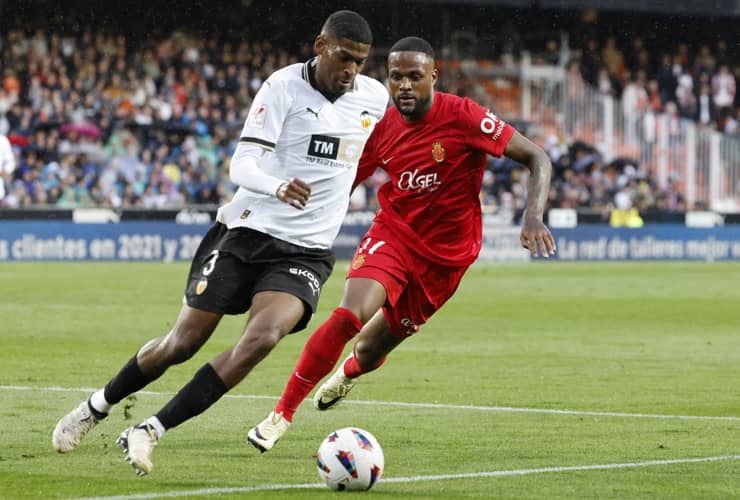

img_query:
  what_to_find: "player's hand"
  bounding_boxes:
[276,177,311,210]
[520,217,556,258]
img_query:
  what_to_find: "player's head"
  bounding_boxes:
[387,37,437,122]
[314,10,372,97]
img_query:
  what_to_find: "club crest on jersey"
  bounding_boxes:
[351,253,366,270]
[360,110,372,129]
[195,279,208,295]
[240,209,251,219]
[431,142,445,163]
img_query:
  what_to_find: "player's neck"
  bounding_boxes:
[307,58,342,103]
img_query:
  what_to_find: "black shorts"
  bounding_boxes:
[184,223,335,332]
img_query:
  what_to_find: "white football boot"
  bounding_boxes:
[117,423,158,476]
[313,369,355,411]
[52,400,102,453]
[247,411,290,453]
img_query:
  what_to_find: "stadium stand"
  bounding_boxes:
[1,1,738,218]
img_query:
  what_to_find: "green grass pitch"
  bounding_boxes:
[1,261,739,499]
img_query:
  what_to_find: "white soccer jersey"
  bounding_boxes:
[217,60,389,249]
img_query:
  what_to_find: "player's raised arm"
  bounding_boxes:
[503,131,556,258]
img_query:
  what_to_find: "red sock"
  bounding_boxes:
[342,348,386,378]
[275,307,362,421]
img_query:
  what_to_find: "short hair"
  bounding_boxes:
[322,10,373,45]
[389,37,435,59]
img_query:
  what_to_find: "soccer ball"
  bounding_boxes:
[316,427,384,491]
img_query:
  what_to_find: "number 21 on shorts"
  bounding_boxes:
[352,238,385,270]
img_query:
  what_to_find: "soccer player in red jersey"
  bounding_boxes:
[248,36,556,452]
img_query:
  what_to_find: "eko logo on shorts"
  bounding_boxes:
[289,267,321,296]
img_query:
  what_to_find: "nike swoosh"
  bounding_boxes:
[381,157,393,165]
[316,396,342,410]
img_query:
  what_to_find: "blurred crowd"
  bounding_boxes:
[558,9,738,136]
[0,19,737,217]
[0,29,308,208]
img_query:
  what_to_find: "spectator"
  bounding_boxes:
[601,36,625,78]
[712,64,736,123]
[621,71,649,144]
[697,82,716,127]
[655,53,677,105]
[0,133,16,204]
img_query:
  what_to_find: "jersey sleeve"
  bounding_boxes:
[238,78,294,151]
[353,126,380,190]
[460,98,515,157]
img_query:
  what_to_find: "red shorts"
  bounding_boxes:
[347,228,469,338]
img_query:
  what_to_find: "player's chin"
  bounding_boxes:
[333,79,353,94]
[398,104,419,117]
[395,97,416,112]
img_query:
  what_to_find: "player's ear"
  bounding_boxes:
[314,34,327,56]
[431,67,439,87]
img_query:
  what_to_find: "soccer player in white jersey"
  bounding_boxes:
[51,10,388,476]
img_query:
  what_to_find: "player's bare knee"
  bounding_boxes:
[161,328,206,364]
[239,325,286,358]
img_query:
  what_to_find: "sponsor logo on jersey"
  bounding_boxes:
[309,135,340,159]
[480,110,506,141]
[306,107,320,119]
[351,253,366,270]
[397,168,441,192]
[195,279,208,295]
[289,267,321,296]
[360,110,372,129]
[307,135,363,165]
[248,105,266,129]
[431,141,446,163]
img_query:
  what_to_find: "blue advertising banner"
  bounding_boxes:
[551,225,740,261]
[0,221,369,261]
[0,221,209,261]
[1,221,739,261]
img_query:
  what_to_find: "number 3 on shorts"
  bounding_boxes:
[202,250,219,276]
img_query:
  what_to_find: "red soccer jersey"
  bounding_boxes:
[355,92,515,267]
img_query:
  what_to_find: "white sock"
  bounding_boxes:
[145,416,166,439]
[89,390,113,414]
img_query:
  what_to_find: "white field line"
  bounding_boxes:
[2,384,740,422]
[68,455,740,500]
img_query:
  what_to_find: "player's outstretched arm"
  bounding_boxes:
[503,131,556,258]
